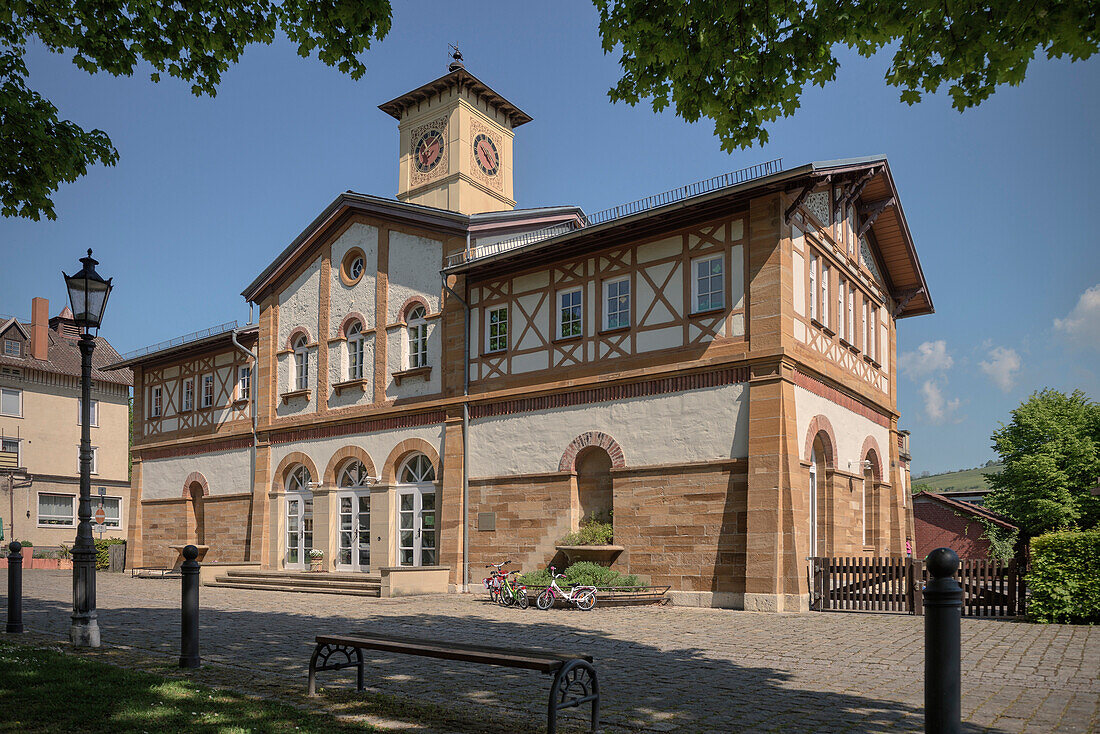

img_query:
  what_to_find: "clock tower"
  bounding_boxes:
[379,53,531,215]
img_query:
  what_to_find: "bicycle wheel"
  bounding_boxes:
[536,588,554,610]
[575,590,596,611]
[516,589,529,609]
[498,586,514,607]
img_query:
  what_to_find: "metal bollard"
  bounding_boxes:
[6,542,23,634]
[179,544,200,668]
[924,547,962,734]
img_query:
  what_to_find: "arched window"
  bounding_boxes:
[346,321,365,380]
[287,464,311,492]
[337,459,372,571]
[293,335,309,390]
[285,463,313,568]
[399,453,435,483]
[338,459,372,488]
[407,305,427,369]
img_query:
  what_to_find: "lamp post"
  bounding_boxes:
[63,249,113,647]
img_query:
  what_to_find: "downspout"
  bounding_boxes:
[232,316,259,558]
[442,238,471,593]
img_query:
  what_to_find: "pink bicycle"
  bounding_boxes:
[536,566,597,611]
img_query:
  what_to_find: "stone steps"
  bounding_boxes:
[204,569,381,597]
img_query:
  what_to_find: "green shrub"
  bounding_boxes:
[1028,530,1100,624]
[94,539,126,570]
[58,544,72,560]
[519,561,641,589]
[17,540,33,547]
[558,518,614,546]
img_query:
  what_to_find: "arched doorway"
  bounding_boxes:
[285,464,314,570]
[576,446,613,523]
[863,449,881,551]
[395,453,437,567]
[187,482,206,546]
[335,460,372,572]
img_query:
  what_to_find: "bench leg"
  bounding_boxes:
[308,643,365,696]
[548,659,600,734]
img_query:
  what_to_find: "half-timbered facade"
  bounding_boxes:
[115,63,932,611]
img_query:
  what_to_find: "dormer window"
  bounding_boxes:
[347,321,365,380]
[294,335,309,390]
[3,339,20,357]
[406,306,427,369]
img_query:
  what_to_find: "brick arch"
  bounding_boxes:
[182,471,209,498]
[336,312,369,339]
[860,436,884,482]
[285,327,313,350]
[272,451,319,492]
[323,446,378,487]
[804,415,838,468]
[381,438,441,484]
[399,296,430,322]
[558,432,626,473]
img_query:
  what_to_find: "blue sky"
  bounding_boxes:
[1,1,1097,474]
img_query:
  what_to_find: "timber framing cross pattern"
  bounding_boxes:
[108,63,932,612]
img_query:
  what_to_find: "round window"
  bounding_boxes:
[341,249,366,286]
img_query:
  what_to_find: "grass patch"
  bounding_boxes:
[0,638,377,733]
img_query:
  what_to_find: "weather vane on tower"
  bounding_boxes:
[448,44,464,71]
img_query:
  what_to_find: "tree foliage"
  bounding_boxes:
[593,0,1100,150]
[1,0,392,220]
[985,389,1100,537]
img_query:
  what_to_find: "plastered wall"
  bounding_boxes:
[141,448,252,500]
[793,385,891,470]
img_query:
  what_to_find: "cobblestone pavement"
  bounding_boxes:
[3,570,1098,733]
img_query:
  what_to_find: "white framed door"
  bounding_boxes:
[336,492,371,572]
[285,491,314,570]
[396,487,437,567]
[808,455,818,558]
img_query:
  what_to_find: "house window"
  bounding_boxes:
[692,255,724,312]
[407,306,427,369]
[294,335,309,389]
[399,453,436,483]
[238,366,252,400]
[182,378,194,411]
[486,307,508,352]
[77,446,98,474]
[150,387,162,417]
[201,375,214,408]
[863,300,870,357]
[77,398,99,426]
[2,438,20,467]
[3,339,20,357]
[821,264,830,328]
[558,288,582,339]
[1,387,21,417]
[38,493,75,526]
[847,286,855,347]
[809,253,818,322]
[868,305,877,361]
[837,278,847,341]
[96,496,121,528]
[604,277,630,330]
[346,321,365,379]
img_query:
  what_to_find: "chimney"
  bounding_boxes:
[30,297,49,361]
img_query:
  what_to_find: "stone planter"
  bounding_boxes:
[309,560,324,572]
[555,545,624,566]
[59,559,73,570]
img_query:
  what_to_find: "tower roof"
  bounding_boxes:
[378,68,532,128]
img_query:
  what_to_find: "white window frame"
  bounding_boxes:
[150,386,162,417]
[77,398,99,427]
[406,307,428,369]
[486,307,508,353]
[2,437,21,467]
[1,386,22,417]
[78,446,98,475]
[3,339,20,357]
[347,322,365,380]
[847,286,855,346]
[201,374,214,408]
[293,336,309,390]
[863,300,870,357]
[837,278,846,341]
[238,365,252,401]
[868,304,877,361]
[691,254,725,313]
[37,492,76,527]
[603,276,631,331]
[809,252,818,322]
[557,287,583,339]
[182,378,194,411]
[96,495,122,528]
[821,264,830,328]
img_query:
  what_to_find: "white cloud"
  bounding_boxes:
[1054,284,1100,347]
[921,379,963,424]
[979,346,1021,392]
[900,340,954,379]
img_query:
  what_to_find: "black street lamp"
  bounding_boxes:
[63,249,112,647]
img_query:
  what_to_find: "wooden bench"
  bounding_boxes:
[308,633,600,733]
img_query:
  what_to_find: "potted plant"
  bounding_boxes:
[58,544,73,570]
[17,540,33,559]
[308,548,325,572]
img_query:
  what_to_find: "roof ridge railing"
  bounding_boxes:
[446,157,783,267]
[119,320,240,362]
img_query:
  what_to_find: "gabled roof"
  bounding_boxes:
[378,68,532,128]
[0,317,30,340]
[913,491,1017,531]
[0,321,132,386]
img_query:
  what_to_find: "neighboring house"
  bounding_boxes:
[111,60,933,611]
[912,491,1017,560]
[0,298,133,547]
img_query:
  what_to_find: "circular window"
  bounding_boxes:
[341,248,366,286]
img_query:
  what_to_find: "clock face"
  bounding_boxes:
[413,129,445,173]
[473,133,500,176]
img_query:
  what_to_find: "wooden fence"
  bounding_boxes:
[810,556,1025,617]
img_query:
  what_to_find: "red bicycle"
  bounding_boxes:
[483,560,511,603]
